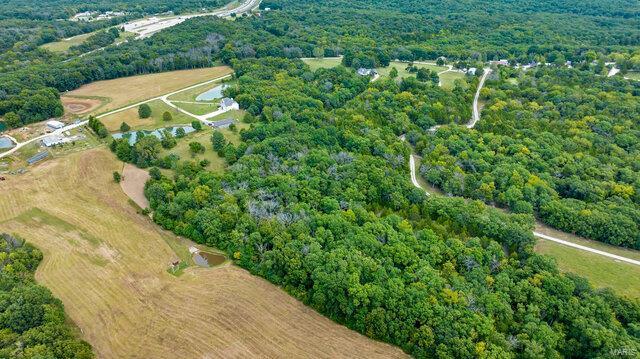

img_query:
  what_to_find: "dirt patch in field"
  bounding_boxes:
[120,163,150,209]
[62,97,103,115]
[0,148,407,358]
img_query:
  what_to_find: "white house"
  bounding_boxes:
[46,120,65,130]
[357,68,377,76]
[219,98,239,111]
[467,67,477,75]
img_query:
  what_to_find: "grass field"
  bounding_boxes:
[41,30,134,53]
[439,71,466,89]
[302,57,343,71]
[0,148,406,358]
[625,71,640,81]
[377,61,448,79]
[161,113,248,172]
[413,156,640,298]
[63,66,233,114]
[172,101,219,115]
[535,240,640,298]
[377,61,465,89]
[100,100,194,132]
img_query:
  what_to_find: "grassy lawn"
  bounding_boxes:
[171,101,219,116]
[100,100,195,132]
[625,71,640,81]
[439,70,466,89]
[41,30,134,53]
[535,240,640,298]
[41,33,93,52]
[166,80,235,102]
[377,61,448,79]
[161,111,248,172]
[534,222,640,261]
[302,57,343,71]
[64,66,232,114]
[162,128,227,172]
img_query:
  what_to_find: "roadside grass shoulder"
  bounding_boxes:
[535,240,640,298]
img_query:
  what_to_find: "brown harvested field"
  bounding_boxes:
[0,148,406,359]
[120,163,150,209]
[63,66,233,114]
[62,96,103,115]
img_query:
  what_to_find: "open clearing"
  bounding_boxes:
[412,156,640,298]
[41,30,134,53]
[100,99,194,132]
[535,240,640,298]
[302,57,343,71]
[377,61,448,79]
[120,163,150,209]
[625,71,640,81]
[0,148,405,358]
[63,66,233,114]
[161,118,248,172]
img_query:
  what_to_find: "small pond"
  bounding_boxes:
[195,84,229,102]
[0,137,15,149]
[112,125,195,145]
[193,251,226,267]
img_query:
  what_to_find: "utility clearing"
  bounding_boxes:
[0,149,405,358]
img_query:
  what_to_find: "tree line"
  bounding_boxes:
[0,233,93,358]
[140,57,640,357]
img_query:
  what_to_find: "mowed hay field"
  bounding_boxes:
[0,148,406,359]
[63,66,233,114]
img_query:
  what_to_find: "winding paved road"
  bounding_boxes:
[407,68,640,266]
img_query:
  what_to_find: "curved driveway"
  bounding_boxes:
[408,68,640,266]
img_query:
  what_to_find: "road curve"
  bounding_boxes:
[467,68,491,129]
[408,68,640,266]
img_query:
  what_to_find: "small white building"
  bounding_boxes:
[46,120,65,130]
[467,67,477,75]
[357,68,377,76]
[219,98,239,111]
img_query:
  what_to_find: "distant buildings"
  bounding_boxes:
[357,68,377,76]
[46,120,65,130]
[208,119,235,128]
[71,10,125,22]
[27,152,49,165]
[41,134,85,147]
[219,98,239,111]
[490,59,510,66]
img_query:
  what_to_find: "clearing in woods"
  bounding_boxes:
[62,66,233,114]
[0,148,406,358]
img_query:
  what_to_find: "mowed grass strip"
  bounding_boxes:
[0,148,407,358]
[535,240,640,298]
[63,66,233,113]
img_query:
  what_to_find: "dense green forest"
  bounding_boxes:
[417,66,640,249]
[2,0,640,129]
[113,57,640,358]
[0,233,93,358]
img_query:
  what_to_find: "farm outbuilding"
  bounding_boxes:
[46,120,65,130]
